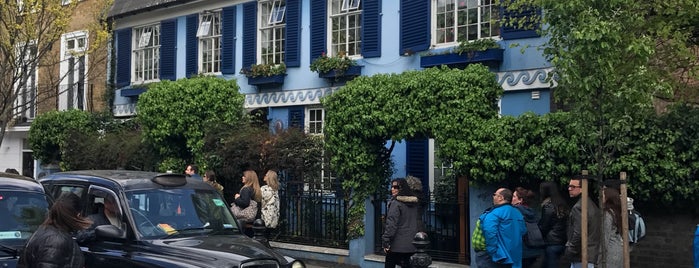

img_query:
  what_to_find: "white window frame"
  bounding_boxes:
[59,31,89,111]
[14,42,38,121]
[304,106,336,192]
[329,0,362,57]
[341,0,360,11]
[268,2,286,25]
[198,11,222,74]
[132,24,160,84]
[431,0,500,48]
[258,0,286,65]
[305,106,324,135]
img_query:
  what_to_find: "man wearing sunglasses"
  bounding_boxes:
[563,177,601,268]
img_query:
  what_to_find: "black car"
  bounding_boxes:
[39,170,304,268]
[0,172,52,268]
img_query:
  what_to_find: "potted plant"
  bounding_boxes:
[420,38,504,68]
[240,62,287,86]
[309,51,362,79]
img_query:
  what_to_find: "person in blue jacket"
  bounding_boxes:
[481,188,527,268]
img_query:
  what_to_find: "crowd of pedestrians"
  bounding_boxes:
[471,177,628,268]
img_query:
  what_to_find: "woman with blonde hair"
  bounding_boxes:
[260,170,280,229]
[231,169,262,225]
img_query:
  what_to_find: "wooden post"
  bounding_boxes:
[458,176,468,264]
[600,181,606,268]
[620,172,630,268]
[581,170,589,267]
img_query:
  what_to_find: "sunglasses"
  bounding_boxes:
[391,185,400,189]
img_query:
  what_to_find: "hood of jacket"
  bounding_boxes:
[515,205,538,222]
[395,195,418,207]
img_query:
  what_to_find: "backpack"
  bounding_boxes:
[523,221,545,248]
[628,210,646,244]
[472,218,486,251]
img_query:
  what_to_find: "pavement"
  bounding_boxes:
[302,259,358,268]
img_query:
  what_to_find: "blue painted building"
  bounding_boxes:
[107,0,553,266]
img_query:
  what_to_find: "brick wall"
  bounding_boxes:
[630,211,698,267]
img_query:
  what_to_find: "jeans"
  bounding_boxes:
[542,244,565,268]
[570,263,595,268]
[475,251,512,268]
[384,252,414,268]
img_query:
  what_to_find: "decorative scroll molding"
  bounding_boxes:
[242,69,556,109]
[113,103,137,117]
[496,68,556,91]
[244,87,339,109]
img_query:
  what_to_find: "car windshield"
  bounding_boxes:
[125,188,239,239]
[0,191,50,255]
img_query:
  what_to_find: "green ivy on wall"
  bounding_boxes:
[323,65,502,238]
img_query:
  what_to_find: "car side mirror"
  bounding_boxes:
[95,225,126,240]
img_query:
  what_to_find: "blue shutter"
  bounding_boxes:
[242,2,257,69]
[115,28,131,88]
[400,0,430,56]
[284,0,301,67]
[406,139,429,197]
[500,2,541,40]
[288,106,304,130]
[309,0,326,61]
[221,6,237,75]
[186,14,198,78]
[361,0,381,58]
[160,19,177,81]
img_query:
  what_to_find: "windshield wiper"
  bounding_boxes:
[0,243,19,257]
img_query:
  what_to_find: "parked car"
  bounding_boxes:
[0,172,52,268]
[39,170,305,268]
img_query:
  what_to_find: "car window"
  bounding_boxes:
[85,186,123,229]
[0,191,50,253]
[58,185,84,197]
[126,189,239,239]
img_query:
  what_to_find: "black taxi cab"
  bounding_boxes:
[0,172,52,268]
[39,170,304,268]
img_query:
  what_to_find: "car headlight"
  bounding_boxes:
[291,260,305,268]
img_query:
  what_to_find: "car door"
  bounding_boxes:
[81,185,135,268]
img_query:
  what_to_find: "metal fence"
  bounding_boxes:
[373,194,464,263]
[272,181,348,248]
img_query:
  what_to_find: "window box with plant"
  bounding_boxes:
[310,51,362,79]
[420,38,504,68]
[240,63,287,86]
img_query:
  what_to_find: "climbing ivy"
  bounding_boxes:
[323,65,502,238]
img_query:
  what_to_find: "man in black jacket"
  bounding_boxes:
[564,177,601,268]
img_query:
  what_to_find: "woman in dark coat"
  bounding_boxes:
[382,178,419,268]
[538,181,570,268]
[19,192,92,268]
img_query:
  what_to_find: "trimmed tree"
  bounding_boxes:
[137,76,246,171]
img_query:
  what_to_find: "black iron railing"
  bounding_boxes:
[373,193,464,264]
[273,181,348,248]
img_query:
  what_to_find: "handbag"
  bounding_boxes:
[230,200,258,223]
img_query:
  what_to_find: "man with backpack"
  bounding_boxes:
[475,188,527,268]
